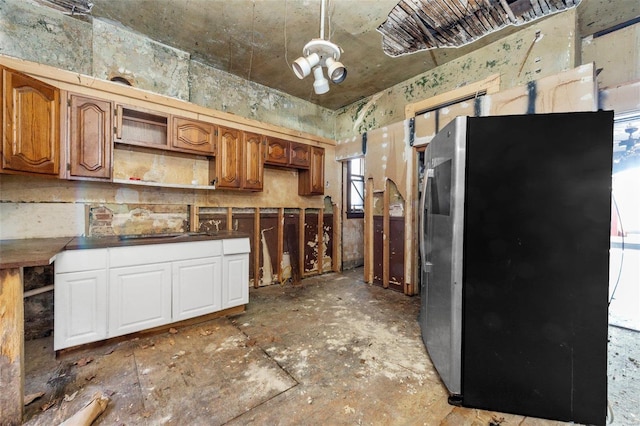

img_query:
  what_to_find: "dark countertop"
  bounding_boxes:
[0,237,73,269]
[1,232,249,269]
[65,231,249,250]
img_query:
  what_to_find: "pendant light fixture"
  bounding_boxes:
[292,0,347,95]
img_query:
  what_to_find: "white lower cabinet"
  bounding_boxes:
[222,238,251,309]
[54,238,249,350]
[108,263,172,338]
[173,257,222,321]
[223,254,249,309]
[54,269,108,350]
[54,249,108,351]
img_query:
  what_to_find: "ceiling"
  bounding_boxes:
[41,0,638,110]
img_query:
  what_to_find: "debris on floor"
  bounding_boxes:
[59,392,110,426]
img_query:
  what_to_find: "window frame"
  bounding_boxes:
[346,157,365,219]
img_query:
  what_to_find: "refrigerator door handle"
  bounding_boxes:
[419,169,434,271]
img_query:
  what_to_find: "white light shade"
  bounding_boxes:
[292,52,320,79]
[312,66,329,94]
[325,57,347,84]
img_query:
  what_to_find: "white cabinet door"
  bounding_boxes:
[172,256,222,321]
[108,263,172,338]
[54,269,108,350]
[222,253,249,309]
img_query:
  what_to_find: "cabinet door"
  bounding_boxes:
[222,253,249,309]
[173,257,222,321]
[54,269,108,350]
[109,263,172,338]
[299,146,325,195]
[1,66,60,175]
[265,137,289,166]
[290,141,310,169]
[172,116,216,155]
[243,131,264,191]
[216,126,243,189]
[69,94,112,179]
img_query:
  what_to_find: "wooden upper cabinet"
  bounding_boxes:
[265,137,310,169]
[299,146,325,196]
[216,126,242,189]
[171,117,216,155]
[115,105,168,149]
[242,131,264,191]
[265,137,289,166]
[289,141,311,169]
[68,94,112,180]
[1,66,60,176]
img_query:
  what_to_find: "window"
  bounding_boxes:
[346,157,364,218]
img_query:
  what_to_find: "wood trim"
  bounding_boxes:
[0,55,335,147]
[405,73,501,119]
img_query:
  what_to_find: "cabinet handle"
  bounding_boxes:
[115,105,123,139]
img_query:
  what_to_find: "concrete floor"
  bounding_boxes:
[23,268,639,425]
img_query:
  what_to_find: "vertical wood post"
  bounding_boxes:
[383,180,390,288]
[189,204,198,232]
[0,267,25,425]
[364,178,374,283]
[253,208,261,288]
[318,208,324,274]
[332,202,341,272]
[299,209,305,278]
[277,208,284,283]
[226,207,233,230]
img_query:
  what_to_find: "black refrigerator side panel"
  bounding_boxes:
[461,111,612,425]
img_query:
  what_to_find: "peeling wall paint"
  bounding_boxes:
[88,204,189,236]
[92,20,191,100]
[335,10,579,140]
[189,61,335,139]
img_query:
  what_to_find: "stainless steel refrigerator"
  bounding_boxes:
[418,111,612,425]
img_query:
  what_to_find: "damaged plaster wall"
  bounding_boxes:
[0,0,335,139]
[92,19,191,100]
[335,10,579,139]
[0,203,85,239]
[582,23,640,90]
[0,0,93,74]
[189,61,335,138]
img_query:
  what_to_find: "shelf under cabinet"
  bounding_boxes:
[112,178,216,190]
